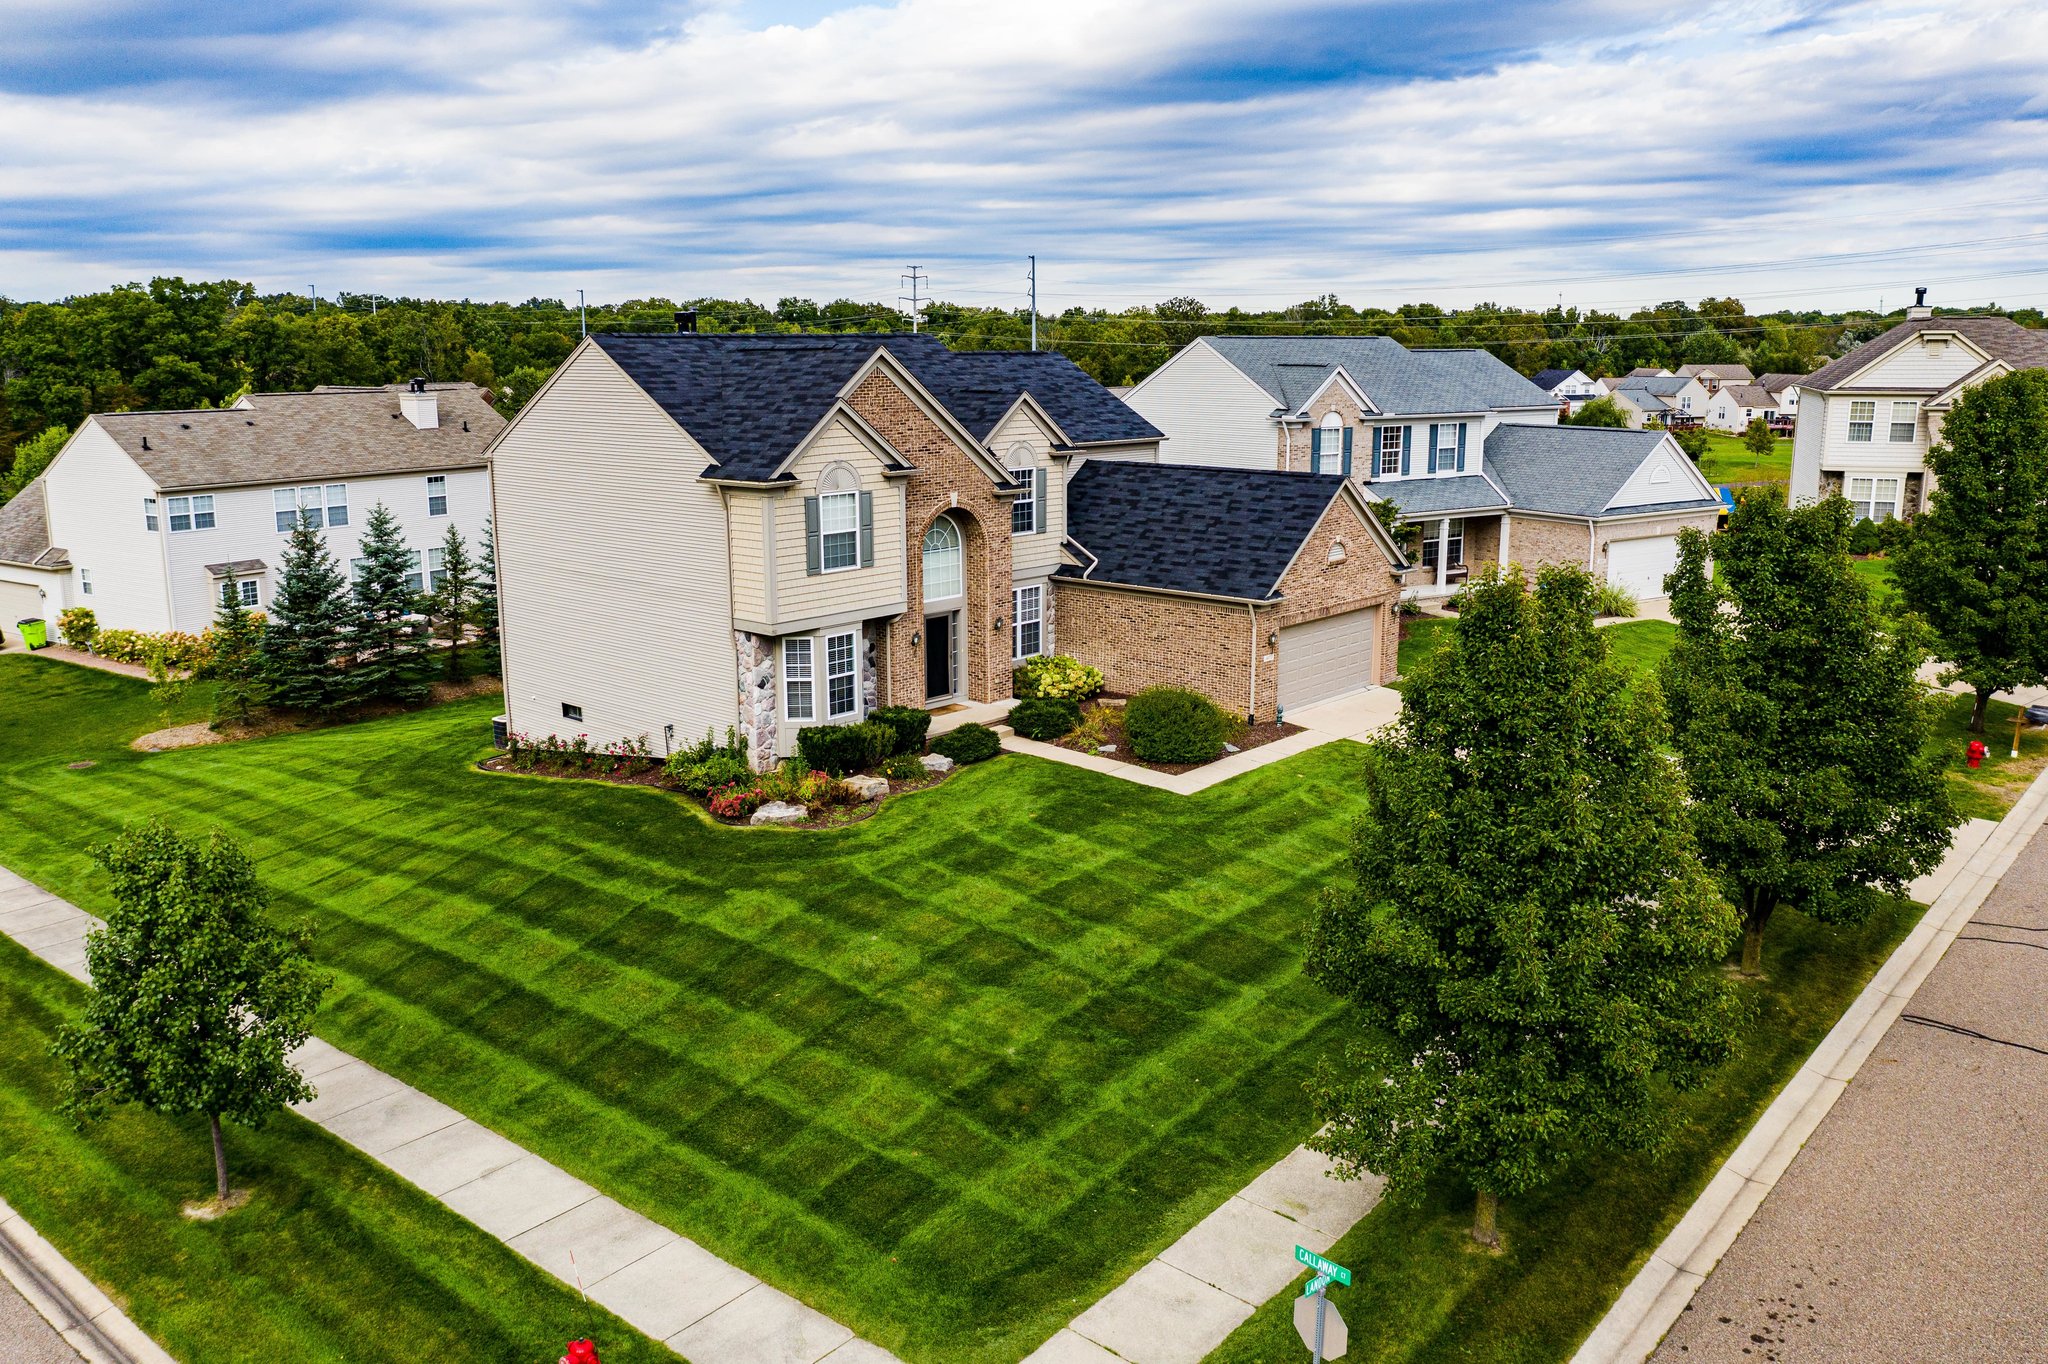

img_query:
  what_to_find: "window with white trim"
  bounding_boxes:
[221,578,258,607]
[1432,424,1458,471]
[923,517,963,602]
[403,550,423,595]
[325,484,348,526]
[80,569,93,596]
[1378,426,1402,477]
[1012,585,1043,660]
[1847,400,1875,442]
[826,630,858,718]
[427,474,448,516]
[167,495,215,532]
[1419,519,1465,570]
[819,490,859,571]
[784,638,815,720]
[1889,401,1917,443]
[427,546,448,592]
[143,498,158,531]
[1846,475,1901,522]
[273,484,346,531]
[1010,467,1037,533]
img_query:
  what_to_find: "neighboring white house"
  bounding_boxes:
[1530,367,1603,411]
[1676,362,1754,395]
[0,382,502,636]
[1757,372,1805,423]
[1790,301,2048,521]
[1704,382,1778,433]
[1608,373,1714,429]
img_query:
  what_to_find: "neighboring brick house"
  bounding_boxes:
[1789,298,2048,522]
[488,331,1409,762]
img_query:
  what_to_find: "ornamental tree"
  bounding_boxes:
[347,502,430,706]
[1305,565,1742,1247]
[1893,369,2048,732]
[259,509,353,712]
[1663,492,1954,975]
[55,821,327,1204]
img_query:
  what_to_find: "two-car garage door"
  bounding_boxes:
[1277,608,1377,712]
[1606,536,1680,599]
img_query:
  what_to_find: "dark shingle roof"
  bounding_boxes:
[1617,374,1691,398]
[592,333,1158,483]
[93,383,503,492]
[1203,336,1555,415]
[1060,461,1350,601]
[0,478,61,568]
[1483,424,1719,518]
[1530,368,1575,391]
[1804,316,2048,392]
[1367,474,1508,517]
[1756,372,1807,392]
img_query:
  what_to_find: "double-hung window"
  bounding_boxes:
[1010,467,1037,533]
[403,550,424,595]
[1432,424,1459,471]
[427,475,448,516]
[1013,585,1043,660]
[221,579,258,607]
[784,639,815,720]
[1847,400,1875,442]
[1846,476,1901,523]
[80,569,93,596]
[825,630,858,718]
[167,495,215,532]
[819,491,859,571]
[1419,519,1465,570]
[1889,402,1917,443]
[143,498,159,531]
[1378,427,1402,477]
[427,546,448,591]
[274,484,348,531]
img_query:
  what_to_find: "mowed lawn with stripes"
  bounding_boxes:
[0,655,1366,1363]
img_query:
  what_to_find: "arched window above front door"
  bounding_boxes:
[923,516,963,602]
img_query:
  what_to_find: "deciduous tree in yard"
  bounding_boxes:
[1663,493,1955,975]
[54,821,327,1205]
[1743,416,1776,457]
[427,523,478,681]
[347,502,431,706]
[258,509,353,712]
[1893,369,2048,733]
[1305,565,1742,1247]
[1564,394,1630,428]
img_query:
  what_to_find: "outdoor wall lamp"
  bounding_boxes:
[910,629,921,646]
[1267,630,1278,645]
[993,615,1004,631]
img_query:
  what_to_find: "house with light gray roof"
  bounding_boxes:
[0,381,502,636]
[1120,334,1720,599]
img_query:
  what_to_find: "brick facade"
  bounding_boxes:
[1279,384,1367,474]
[1053,492,1402,721]
[1505,511,1721,585]
[845,368,1016,707]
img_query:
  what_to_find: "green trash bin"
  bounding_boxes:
[17,618,48,650]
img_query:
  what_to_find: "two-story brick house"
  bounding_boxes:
[0,382,501,635]
[1790,301,2048,521]
[488,331,1410,761]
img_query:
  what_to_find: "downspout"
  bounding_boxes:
[1247,601,1260,725]
[1280,418,1293,473]
[1587,517,1598,572]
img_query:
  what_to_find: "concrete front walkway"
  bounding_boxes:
[998,687,1402,796]
[0,865,897,1364]
[1022,1147,1384,1364]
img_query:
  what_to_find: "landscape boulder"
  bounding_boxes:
[750,801,808,826]
[920,753,955,774]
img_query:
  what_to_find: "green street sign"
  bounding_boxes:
[1302,1273,1332,1298]
[1294,1246,1352,1286]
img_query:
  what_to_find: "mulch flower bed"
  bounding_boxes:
[475,750,963,829]
[1054,700,1301,775]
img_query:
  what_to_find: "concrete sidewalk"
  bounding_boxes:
[0,866,897,1364]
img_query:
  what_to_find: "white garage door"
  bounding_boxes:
[0,580,44,637]
[1607,536,1679,599]
[1278,609,1376,712]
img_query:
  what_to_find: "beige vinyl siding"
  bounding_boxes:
[1121,340,1277,470]
[41,422,172,632]
[1606,437,1717,509]
[492,341,736,750]
[0,565,64,628]
[1069,441,1161,463]
[725,489,771,625]
[1824,393,1928,474]
[989,406,1066,581]
[1851,335,1989,389]
[755,414,905,633]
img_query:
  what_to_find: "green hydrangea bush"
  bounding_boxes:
[1012,654,1104,701]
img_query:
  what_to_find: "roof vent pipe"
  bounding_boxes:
[1907,286,1932,321]
[674,309,698,334]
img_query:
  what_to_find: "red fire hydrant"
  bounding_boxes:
[1967,739,1987,770]
[562,1341,600,1364]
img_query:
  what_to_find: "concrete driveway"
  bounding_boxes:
[1287,687,1404,743]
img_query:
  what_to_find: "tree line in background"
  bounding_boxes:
[5,276,2043,473]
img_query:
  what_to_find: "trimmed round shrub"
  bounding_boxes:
[796,719,895,775]
[1008,697,1080,741]
[1847,517,1885,557]
[930,722,1001,764]
[1123,686,1229,764]
[1012,654,1104,701]
[868,705,932,756]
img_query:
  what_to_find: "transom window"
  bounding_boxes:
[1378,426,1402,476]
[143,498,158,531]
[819,490,860,571]
[1012,585,1043,660]
[166,495,215,533]
[274,484,348,531]
[1889,402,1917,443]
[1010,467,1037,534]
[826,630,858,718]
[923,516,963,602]
[1847,400,1876,442]
[220,578,258,607]
[427,474,448,516]
[784,638,815,720]
[1847,476,1901,523]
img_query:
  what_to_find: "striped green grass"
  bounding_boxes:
[0,655,1365,1362]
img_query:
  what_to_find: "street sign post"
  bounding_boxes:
[1292,1248,1351,1362]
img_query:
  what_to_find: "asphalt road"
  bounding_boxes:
[0,1271,83,1364]
[1653,822,2048,1363]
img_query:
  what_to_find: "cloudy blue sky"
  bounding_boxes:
[3,0,2045,313]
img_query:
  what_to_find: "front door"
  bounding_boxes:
[924,612,954,700]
